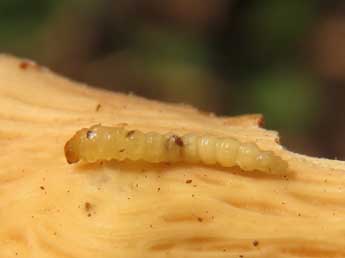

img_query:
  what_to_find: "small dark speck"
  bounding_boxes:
[172,135,184,147]
[19,61,29,69]
[126,130,135,138]
[119,149,125,153]
[186,179,192,184]
[298,213,301,217]
[88,213,91,217]
[157,187,161,192]
[15,252,18,256]
[253,240,259,247]
[40,186,45,190]
[86,130,96,140]
[197,217,203,222]
[95,104,101,111]
[150,224,153,228]
[239,255,244,258]
[192,194,195,197]
[84,202,92,211]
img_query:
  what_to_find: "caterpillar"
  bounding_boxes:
[64,125,288,173]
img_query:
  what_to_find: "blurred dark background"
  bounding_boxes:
[1,0,345,159]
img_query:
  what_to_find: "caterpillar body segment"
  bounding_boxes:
[64,125,288,173]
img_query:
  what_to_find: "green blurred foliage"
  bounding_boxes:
[246,0,317,54]
[250,70,320,133]
[0,0,58,52]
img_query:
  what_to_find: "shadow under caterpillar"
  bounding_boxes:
[64,125,288,173]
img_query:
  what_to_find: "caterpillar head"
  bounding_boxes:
[64,128,90,164]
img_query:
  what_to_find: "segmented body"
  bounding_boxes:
[64,125,288,173]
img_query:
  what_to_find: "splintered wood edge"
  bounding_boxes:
[220,114,265,127]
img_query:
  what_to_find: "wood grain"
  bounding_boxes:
[0,54,345,258]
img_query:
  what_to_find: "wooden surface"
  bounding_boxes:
[1,55,345,258]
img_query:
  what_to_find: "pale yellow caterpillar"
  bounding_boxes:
[64,125,288,173]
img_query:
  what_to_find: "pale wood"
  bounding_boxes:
[0,54,345,258]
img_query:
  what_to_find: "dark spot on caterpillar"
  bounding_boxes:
[172,135,184,147]
[95,104,101,111]
[252,240,259,247]
[119,149,125,153]
[186,179,192,184]
[40,186,45,190]
[197,217,203,222]
[86,130,96,140]
[157,187,161,192]
[126,130,135,138]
